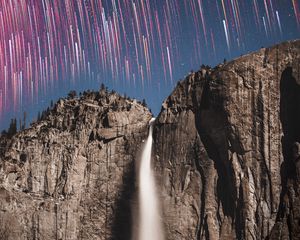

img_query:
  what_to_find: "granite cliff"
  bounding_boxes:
[0,40,300,240]
[0,90,152,239]
[153,39,300,239]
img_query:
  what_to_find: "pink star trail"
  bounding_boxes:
[0,0,299,128]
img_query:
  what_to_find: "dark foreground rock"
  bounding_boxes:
[153,40,300,240]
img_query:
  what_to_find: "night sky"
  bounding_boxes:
[0,0,299,131]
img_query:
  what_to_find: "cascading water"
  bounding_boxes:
[137,118,164,240]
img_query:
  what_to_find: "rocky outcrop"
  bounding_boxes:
[0,90,152,239]
[153,40,300,239]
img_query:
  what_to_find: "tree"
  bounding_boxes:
[142,99,147,107]
[19,118,21,131]
[68,90,77,99]
[100,83,105,91]
[8,118,17,137]
[22,111,27,130]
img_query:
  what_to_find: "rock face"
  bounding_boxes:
[0,90,152,239]
[153,40,300,239]
[0,40,300,240]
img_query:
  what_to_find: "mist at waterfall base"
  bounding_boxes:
[133,118,164,240]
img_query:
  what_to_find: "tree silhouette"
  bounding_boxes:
[22,111,27,130]
[142,99,147,107]
[8,118,17,137]
[68,90,77,99]
[100,83,105,91]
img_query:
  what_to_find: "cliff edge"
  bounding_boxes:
[153,40,300,239]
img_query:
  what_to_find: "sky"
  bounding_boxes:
[0,0,299,131]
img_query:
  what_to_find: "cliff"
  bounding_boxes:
[153,40,300,239]
[0,40,300,240]
[0,90,152,239]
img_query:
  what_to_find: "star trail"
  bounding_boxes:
[0,0,299,130]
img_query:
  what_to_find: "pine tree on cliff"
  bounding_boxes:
[142,99,147,107]
[8,118,17,137]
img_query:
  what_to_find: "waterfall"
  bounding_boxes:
[137,118,164,240]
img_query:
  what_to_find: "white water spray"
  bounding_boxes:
[137,118,164,240]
